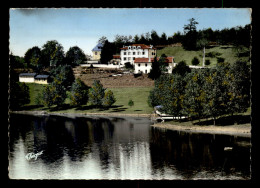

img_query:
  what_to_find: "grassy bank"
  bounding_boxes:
[24,84,154,114]
[157,46,250,66]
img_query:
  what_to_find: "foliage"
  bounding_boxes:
[65,46,86,66]
[9,81,30,110]
[128,99,134,107]
[42,78,67,108]
[124,62,134,70]
[100,40,116,64]
[89,80,106,106]
[9,53,25,69]
[148,56,161,80]
[41,40,65,67]
[149,62,250,125]
[49,65,75,89]
[191,57,200,66]
[102,90,116,107]
[69,78,89,106]
[24,46,42,71]
[184,69,206,120]
[182,18,199,50]
[172,61,191,76]
[205,59,211,66]
[217,57,225,63]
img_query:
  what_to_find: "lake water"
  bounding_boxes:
[8,114,251,180]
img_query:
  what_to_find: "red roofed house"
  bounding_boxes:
[120,44,156,66]
[134,56,175,74]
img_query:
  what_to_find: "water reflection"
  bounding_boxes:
[8,114,250,179]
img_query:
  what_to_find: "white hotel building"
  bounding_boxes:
[120,44,156,66]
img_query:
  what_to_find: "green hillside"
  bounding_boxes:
[157,45,250,67]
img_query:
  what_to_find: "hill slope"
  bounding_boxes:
[156,45,250,66]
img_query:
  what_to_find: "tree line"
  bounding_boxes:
[99,18,250,63]
[148,61,250,125]
[10,40,87,72]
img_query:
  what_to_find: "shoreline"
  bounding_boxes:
[10,110,251,137]
[152,123,251,138]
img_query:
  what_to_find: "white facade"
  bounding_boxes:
[134,63,152,74]
[19,77,35,83]
[134,57,176,74]
[120,44,156,66]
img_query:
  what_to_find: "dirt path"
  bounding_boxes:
[152,123,251,137]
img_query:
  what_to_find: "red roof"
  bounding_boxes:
[120,44,156,50]
[134,57,174,63]
[113,55,120,59]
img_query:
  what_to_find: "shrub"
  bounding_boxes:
[191,57,200,66]
[217,57,225,63]
[205,59,211,66]
[128,99,134,107]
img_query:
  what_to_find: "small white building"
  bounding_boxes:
[120,44,156,66]
[134,57,175,74]
[19,73,37,83]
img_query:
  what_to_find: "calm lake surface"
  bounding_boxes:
[8,113,251,180]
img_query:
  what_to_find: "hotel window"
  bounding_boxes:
[142,52,145,55]
[137,52,140,55]
[95,52,97,55]
[145,63,147,67]
[124,52,126,55]
[138,64,140,67]
[145,70,147,74]
[128,52,131,55]
[128,57,131,60]
[133,52,135,55]
[124,57,126,60]
[133,57,135,60]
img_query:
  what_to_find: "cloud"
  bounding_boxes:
[15,8,49,16]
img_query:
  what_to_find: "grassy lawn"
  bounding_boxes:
[157,46,250,66]
[23,85,154,114]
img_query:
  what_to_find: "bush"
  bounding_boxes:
[172,61,191,76]
[128,99,134,107]
[217,57,225,63]
[102,90,116,107]
[191,57,200,66]
[124,62,134,69]
[205,59,211,66]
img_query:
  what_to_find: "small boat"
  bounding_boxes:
[224,147,233,151]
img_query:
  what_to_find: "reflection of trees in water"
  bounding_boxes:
[150,128,251,179]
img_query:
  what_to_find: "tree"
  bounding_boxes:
[100,40,116,64]
[191,57,200,66]
[184,69,206,122]
[41,40,65,67]
[89,80,106,106]
[183,18,199,34]
[148,56,161,80]
[102,90,116,108]
[9,81,30,110]
[24,46,42,71]
[172,61,191,76]
[160,32,168,45]
[160,74,187,119]
[226,61,250,116]
[69,78,89,106]
[98,36,108,45]
[42,78,67,108]
[183,18,199,50]
[65,46,86,66]
[49,65,75,89]
[151,30,160,46]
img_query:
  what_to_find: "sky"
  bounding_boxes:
[9,8,251,57]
